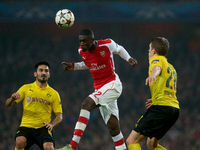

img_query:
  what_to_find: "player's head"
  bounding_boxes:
[34,61,50,83]
[150,37,169,56]
[79,29,95,52]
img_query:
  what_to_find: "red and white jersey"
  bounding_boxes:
[75,39,131,89]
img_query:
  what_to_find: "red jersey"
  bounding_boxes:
[78,39,127,89]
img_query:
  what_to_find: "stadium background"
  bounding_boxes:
[1,0,200,149]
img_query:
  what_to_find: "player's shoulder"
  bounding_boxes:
[47,85,59,94]
[150,55,165,61]
[78,46,86,54]
[149,56,165,66]
[21,82,34,88]
[98,39,114,45]
[17,82,34,92]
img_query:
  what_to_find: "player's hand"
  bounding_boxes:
[11,93,20,100]
[6,93,19,106]
[128,58,138,67]
[62,62,74,71]
[145,99,152,109]
[43,122,53,131]
[145,75,156,86]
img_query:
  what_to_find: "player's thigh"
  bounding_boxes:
[81,96,100,110]
[15,127,35,149]
[99,99,119,124]
[147,137,160,149]
[135,105,179,139]
[89,80,122,105]
[126,130,146,145]
[107,114,119,128]
[35,127,55,149]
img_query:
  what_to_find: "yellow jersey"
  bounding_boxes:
[16,81,63,128]
[149,56,179,109]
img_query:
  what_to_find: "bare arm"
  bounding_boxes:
[145,65,161,86]
[5,93,20,107]
[43,113,63,131]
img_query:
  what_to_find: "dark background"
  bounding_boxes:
[1,0,200,150]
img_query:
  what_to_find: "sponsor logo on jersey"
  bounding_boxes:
[100,50,105,57]
[29,97,51,105]
[89,64,106,70]
[27,96,31,103]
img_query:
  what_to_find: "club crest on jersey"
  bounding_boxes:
[47,91,52,97]
[100,51,105,57]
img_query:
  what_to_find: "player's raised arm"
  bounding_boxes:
[114,42,138,67]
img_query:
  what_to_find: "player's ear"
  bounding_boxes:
[153,49,157,54]
[34,72,37,77]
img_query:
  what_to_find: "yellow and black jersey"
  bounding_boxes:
[148,56,179,109]
[16,81,62,128]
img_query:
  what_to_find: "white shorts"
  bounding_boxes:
[89,76,122,124]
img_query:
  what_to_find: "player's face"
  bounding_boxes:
[78,35,94,52]
[148,43,155,59]
[34,65,50,83]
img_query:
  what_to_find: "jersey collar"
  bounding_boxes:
[34,81,49,90]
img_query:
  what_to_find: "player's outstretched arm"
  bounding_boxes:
[5,93,19,107]
[128,58,138,67]
[145,65,161,86]
[62,62,74,71]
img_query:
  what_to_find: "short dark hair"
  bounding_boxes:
[79,29,94,38]
[151,37,169,56]
[35,61,50,71]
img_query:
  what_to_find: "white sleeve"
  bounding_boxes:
[74,61,88,70]
[108,39,132,62]
[116,45,132,62]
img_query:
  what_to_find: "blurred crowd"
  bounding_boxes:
[3,0,200,3]
[1,22,200,150]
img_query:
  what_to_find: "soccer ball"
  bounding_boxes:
[55,9,75,29]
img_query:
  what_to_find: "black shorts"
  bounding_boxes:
[134,105,179,140]
[15,126,55,150]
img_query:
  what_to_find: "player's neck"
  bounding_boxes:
[88,40,97,52]
[36,80,48,88]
